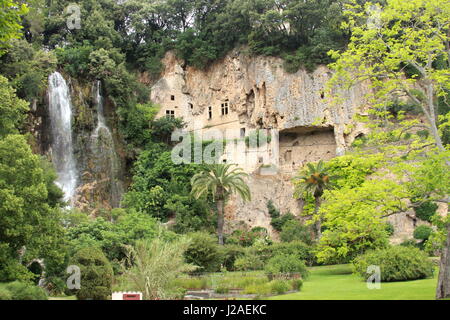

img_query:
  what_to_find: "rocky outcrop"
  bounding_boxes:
[31,74,126,212]
[150,49,372,236]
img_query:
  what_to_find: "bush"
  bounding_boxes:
[413,225,433,241]
[385,223,395,236]
[226,229,267,247]
[400,239,418,247]
[243,283,272,295]
[4,282,47,300]
[414,201,438,222]
[220,245,246,271]
[271,241,316,267]
[184,232,223,272]
[269,279,290,295]
[290,279,303,291]
[271,213,296,232]
[71,247,113,300]
[234,254,265,271]
[264,254,308,279]
[280,220,314,244]
[0,287,12,300]
[214,286,230,294]
[267,200,280,219]
[352,246,434,282]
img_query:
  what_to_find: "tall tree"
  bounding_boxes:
[0,0,28,55]
[0,135,65,282]
[328,0,450,299]
[295,160,334,240]
[191,164,251,245]
[0,75,29,137]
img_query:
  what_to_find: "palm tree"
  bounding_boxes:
[295,160,334,240]
[191,164,251,245]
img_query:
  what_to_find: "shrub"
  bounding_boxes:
[71,247,113,300]
[243,283,272,295]
[352,246,434,282]
[0,287,12,300]
[264,254,308,279]
[280,220,314,244]
[220,245,246,271]
[290,279,303,291]
[267,200,280,219]
[400,239,418,247]
[414,201,438,222]
[4,282,47,300]
[271,213,296,232]
[270,279,291,294]
[234,254,265,271]
[226,229,267,247]
[214,286,230,294]
[172,276,209,290]
[184,232,223,272]
[271,241,316,266]
[413,225,433,241]
[385,223,395,236]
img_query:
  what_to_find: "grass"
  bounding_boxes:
[270,264,438,300]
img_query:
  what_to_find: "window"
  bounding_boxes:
[222,159,227,164]
[221,102,229,116]
[189,103,193,110]
[240,128,246,138]
[284,150,292,162]
[166,110,175,118]
[208,106,212,119]
[171,95,175,101]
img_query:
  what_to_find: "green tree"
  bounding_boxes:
[328,0,450,299]
[191,164,251,245]
[71,247,113,300]
[0,135,65,282]
[0,76,29,137]
[0,0,28,55]
[294,160,335,239]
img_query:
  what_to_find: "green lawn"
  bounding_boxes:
[270,264,438,300]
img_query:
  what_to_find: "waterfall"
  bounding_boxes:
[48,72,78,204]
[91,81,123,208]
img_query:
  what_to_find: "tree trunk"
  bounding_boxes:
[436,221,450,299]
[314,196,322,240]
[216,198,225,246]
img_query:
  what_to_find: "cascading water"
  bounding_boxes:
[48,72,78,204]
[91,80,123,208]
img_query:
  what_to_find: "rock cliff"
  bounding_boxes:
[150,49,373,237]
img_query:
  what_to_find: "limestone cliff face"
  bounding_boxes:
[30,74,126,213]
[151,49,370,153]
[151,49,426,240]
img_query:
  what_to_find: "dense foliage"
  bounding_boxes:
[184,232,223,272]
[1,281,48,300]
[70,247,113,300]
[120,237,196,300]
[265,254,308,279]
[352,246,434,282]
[0,134,66,282]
